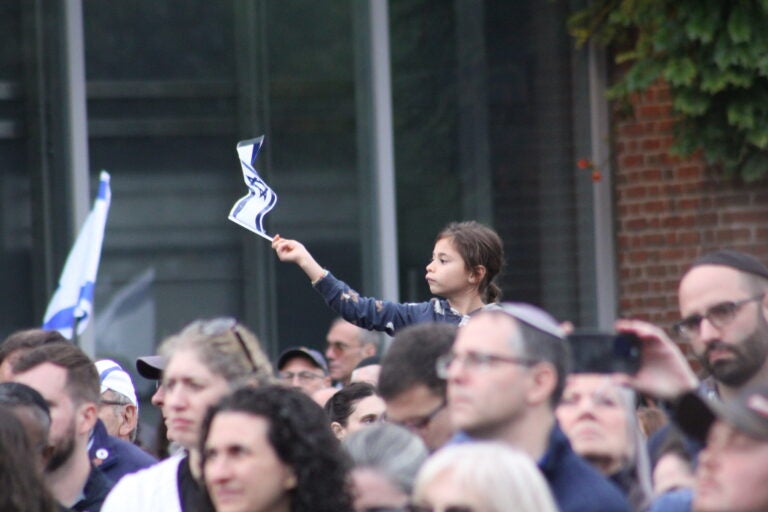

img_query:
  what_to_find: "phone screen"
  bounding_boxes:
[565,332,642,374]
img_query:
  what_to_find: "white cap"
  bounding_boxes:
[95,359,138,407]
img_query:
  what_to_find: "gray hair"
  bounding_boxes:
[343,423,428,495]
[159,318,273,388]
[413,442,559,512]
[615,386,653,512]
[359,329,388,356]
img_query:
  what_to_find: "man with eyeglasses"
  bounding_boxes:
[276,346,331,395]
[441,303,630,512]
[95,359,140,442]
[379,323,456,452]
[325,318,381,386]
[608,250,768,512]
[616,250,768,404]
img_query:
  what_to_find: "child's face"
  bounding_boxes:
[425,237,475,299]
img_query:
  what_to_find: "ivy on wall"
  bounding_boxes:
[568,0,768,181]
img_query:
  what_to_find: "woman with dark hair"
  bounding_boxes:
[200,385,354,512]
[0,405,59,512]
[324,382,385,440]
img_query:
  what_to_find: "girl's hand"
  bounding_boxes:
[272,235,325,282]
[272,235,308,264]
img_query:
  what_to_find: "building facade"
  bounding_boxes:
[3,0,623,372]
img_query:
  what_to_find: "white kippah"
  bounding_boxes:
[95,359,138,407]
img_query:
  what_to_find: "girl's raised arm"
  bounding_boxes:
[272,235,326,283]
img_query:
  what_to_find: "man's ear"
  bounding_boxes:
[526,362,557,407]
[330,421,346,440]
[362,343,376,358]
[118,404,138,438]
[78,402,99,435]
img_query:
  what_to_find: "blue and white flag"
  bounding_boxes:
[228,136,278,242]
[43,171,112,339]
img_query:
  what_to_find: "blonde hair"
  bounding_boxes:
[159,317,273,388]
[413,442,558,512]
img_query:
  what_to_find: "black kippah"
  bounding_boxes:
[690,249,768,280]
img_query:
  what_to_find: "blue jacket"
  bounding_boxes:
[314,271,466,335]
[648,488,693,512]
[71,464,112,512]
[449,425,631,512]
[88,419,157,485]
[540,425,631,512]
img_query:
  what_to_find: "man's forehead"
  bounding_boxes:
[456,313,519,348]
[12,364,68,405]
[326,321,360,343]
[679,265,751,308]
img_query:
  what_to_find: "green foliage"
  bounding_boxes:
[568,0,768,181]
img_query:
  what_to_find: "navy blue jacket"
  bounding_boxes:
[314,271,466,335]
[449,425,631,512]
[88,419,157,485]
[540,425,631,512]
[71,464,112,512]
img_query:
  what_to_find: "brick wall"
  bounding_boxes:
[615,81,768,334]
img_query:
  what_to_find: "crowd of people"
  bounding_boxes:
[1,220,768,511]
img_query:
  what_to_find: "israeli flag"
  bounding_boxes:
[228,136,278,242]
[43,171,112,339]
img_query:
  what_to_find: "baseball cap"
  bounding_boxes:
[675,385,768,443]
[135,354,166,380]
[277,347,329,375]
[95,359,138,407]
[688,249,768,280]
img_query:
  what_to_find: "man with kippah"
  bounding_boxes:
[619,249,768,404]
[615,250,768,512]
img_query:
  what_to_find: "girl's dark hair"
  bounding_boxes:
[436,221,504,303]
[0,405,58,512]
[324,381,378,427]
[200,386,353,512]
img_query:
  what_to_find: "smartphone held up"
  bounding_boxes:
[565,331,642,374]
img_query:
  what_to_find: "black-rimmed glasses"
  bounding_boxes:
[673,294,765,340]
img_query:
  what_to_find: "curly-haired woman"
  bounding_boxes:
[200,385,354,512]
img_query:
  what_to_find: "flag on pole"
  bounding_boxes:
[228,136,278,242]
[43,171,112,339]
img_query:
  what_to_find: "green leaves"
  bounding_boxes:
[568,0,768,181]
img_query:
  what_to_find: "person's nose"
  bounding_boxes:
[446,356,467,383]
[151,384,165,409]
[325,346,335,361]
[698,316,723,346]
[164,384,187,411]
[206,455,232,485]
[426,260,436,273]
[696,445,717,477]
[573,397,597,419]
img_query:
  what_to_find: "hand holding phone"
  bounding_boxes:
[565,331,642,374]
